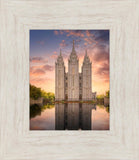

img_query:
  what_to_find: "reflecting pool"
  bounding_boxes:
[30,103,109,130]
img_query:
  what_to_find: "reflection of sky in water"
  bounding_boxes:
[30,105,109,130]
[30,108,55,130]
[91,106,109,130]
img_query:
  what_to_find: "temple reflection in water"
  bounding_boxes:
[55,103,96,130]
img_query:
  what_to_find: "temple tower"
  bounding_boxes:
[82,50,92,100]
[68,40,79,101]
[55,50,65,101]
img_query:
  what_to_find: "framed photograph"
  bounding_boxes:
[0,0,139,160]
[30,30,110,130]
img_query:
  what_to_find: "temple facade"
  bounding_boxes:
[55,40,96,101]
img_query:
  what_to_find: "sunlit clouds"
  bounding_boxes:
[30,30,109,94]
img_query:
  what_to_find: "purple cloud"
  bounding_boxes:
[43,64,54,71]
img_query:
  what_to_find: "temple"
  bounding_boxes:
[55,40,96,101]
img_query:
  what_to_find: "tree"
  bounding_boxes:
[30,84,42,100]
[41,90,55,102]
[30,84,55,102]
[105,90,109,98]
[96,94,104,99]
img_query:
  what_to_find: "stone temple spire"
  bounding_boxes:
[69,40,78,62]
[83,49,90,64]
[60,48,62,56]
[71,40,77,55]
[56,49,64,65]
[85,49,87,57]
[72,40,75,52]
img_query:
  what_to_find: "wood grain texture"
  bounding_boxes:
[0,0,139,159]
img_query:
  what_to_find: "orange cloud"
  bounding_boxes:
[84,37,97,45]
[30,68,45,77]
[65,30,84,37]
[86,30,95,38]
[51,55,58,59]
[43,64,54,71]
[84,42,87,46]
[54,30,59,35]
[53,51,57,54]
[59,40,67,48]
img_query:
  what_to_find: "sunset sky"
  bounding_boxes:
[30,30,109,95]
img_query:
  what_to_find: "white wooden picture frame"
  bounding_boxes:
[0,0,139,160]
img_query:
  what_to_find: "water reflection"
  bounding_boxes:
[92,105,109,130]
[30,104,42,118]
[30,103,109,130]
[30,104,54,118]
[55,103,96,130]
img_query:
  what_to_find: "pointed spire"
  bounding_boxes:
[56,49,64,65]
[85,49,87,57]
[72,40,75,52]
[83,49,90,64]
[60,48,62,56]
[69,40,78,62]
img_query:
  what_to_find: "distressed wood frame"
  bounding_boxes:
[0,0,139,159]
